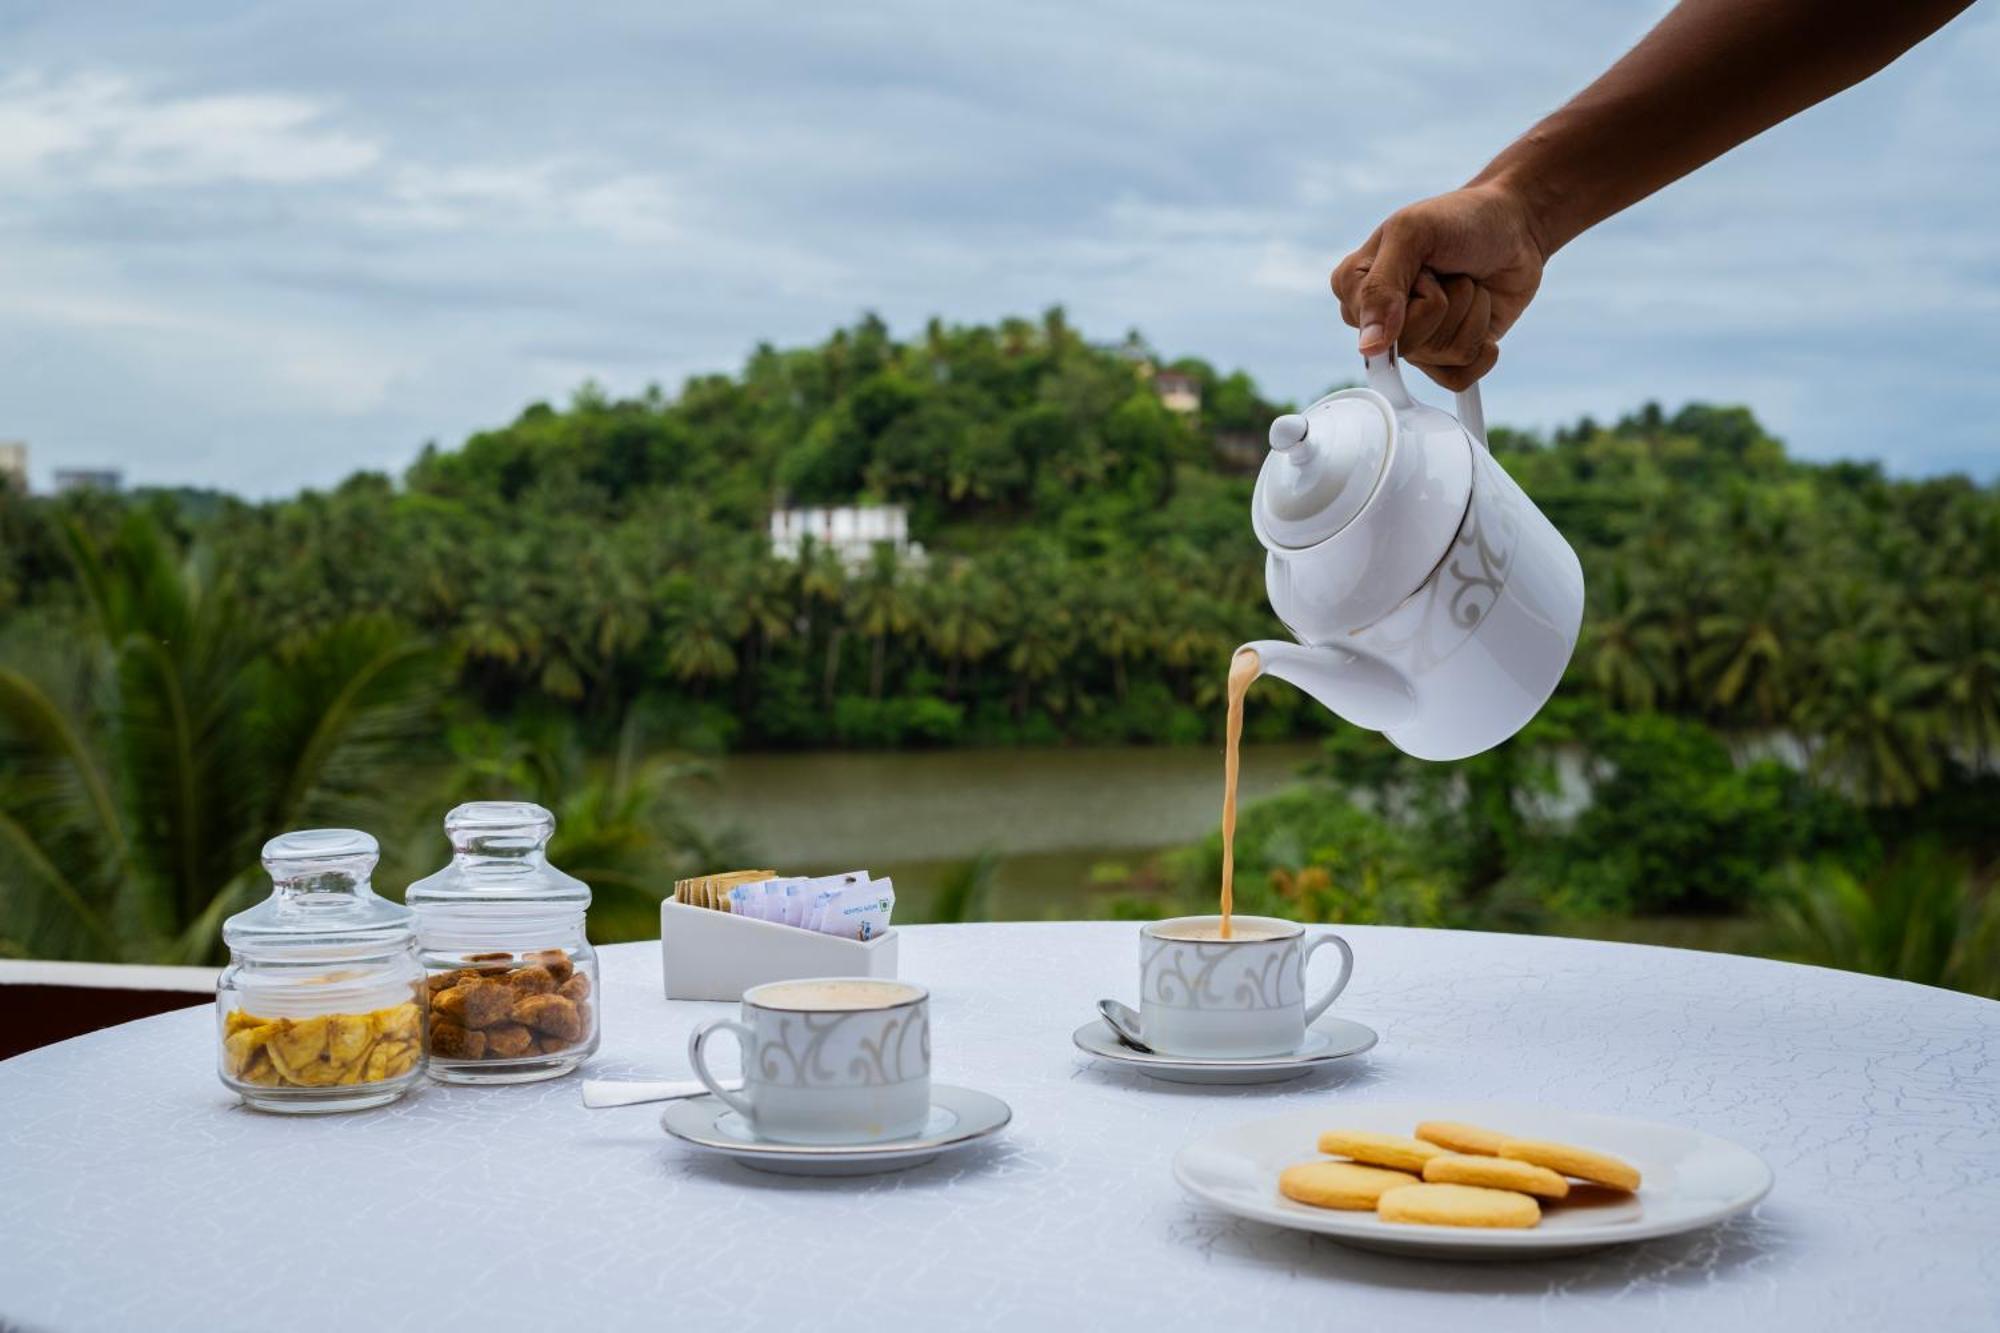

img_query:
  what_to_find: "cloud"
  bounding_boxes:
[0,0,1993,495]
[0,71,379,185]
[370,162,679,244]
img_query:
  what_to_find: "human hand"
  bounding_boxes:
[1331,182,1548,391]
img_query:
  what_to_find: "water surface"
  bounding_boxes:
[684,743,1322,919]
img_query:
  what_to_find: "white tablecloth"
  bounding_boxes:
[3,924,1997,1331]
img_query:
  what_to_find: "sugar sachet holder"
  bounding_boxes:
[659,900,899,1001]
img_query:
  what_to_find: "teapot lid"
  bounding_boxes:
[1253,394,1392,548]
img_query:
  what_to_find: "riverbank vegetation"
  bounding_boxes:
[1,312,1994,991]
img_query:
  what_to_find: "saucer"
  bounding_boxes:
[1072,1015,1378,1085]
[660,1083,1012,1176]
[1174,1100,1774,1259]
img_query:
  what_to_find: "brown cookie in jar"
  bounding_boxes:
[504,965,557,996]
[433,978,514,1029]
[483,1022,537,1059]
[431,1019,487,1060]
[511,993,585,1043]
[527,949,575,985]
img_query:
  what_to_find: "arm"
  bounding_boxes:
[1334,0,1977,389]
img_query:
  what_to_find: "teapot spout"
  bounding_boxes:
[1242,639,1417,733]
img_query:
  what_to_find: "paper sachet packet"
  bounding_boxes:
[815,877,895,942]
[771,877,814,927]
[726,879,775,920]
[799,870,870,933]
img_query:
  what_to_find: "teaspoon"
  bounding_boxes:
[1096,999,1153,1052]
[581,1078,740,1109]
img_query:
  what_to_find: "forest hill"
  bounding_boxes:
[0,314,1993,990]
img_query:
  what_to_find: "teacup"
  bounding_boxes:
[1116,915,1353,1058]
[688,977,931,1144]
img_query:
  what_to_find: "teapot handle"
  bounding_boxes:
[1364,346,1487,450]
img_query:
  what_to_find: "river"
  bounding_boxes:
[681,742,1324,921]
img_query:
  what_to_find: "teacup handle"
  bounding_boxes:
[687,1018,757,1120]
[1301,932,1355,1025]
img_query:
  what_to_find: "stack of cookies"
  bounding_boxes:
[1279,1119,1641,1228]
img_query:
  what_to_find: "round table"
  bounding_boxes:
[3,924,1996,1331]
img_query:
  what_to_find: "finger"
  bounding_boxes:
[1330,234,1381,327]
[1427,278,1492,368]
[1412,340,1500,392]
[1335,261,1364,328]
[1410,274,1476,361]
[1399,269,1450,355]
[1355,212,1429,355]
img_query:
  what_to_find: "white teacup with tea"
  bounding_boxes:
[1105,915,1353,1059]
[689,977,931,1144]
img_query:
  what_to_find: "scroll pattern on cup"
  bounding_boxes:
[751,1010,931,1088]
[1142,938,1303,1011]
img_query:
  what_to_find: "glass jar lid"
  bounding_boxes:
[223,829,416,959]
[405,801,591,909]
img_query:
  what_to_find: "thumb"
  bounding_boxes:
[1355,214,1427,357]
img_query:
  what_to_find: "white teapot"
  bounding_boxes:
[1242,349,1584,760]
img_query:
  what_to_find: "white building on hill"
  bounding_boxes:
[1153,371,1201,415]
[55,468,123,494]
[0,442,25,491]
[769,504,925,567]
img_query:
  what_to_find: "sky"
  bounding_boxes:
[1,0,1994,497]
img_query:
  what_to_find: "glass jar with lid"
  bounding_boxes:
[217,829,427,1113]
[406,801,598,1084]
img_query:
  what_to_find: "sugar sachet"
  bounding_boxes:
[816,877,895,942]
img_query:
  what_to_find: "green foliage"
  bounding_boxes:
[1551,711,1863,916]
[442,714,735,942]
[1772,846,2000,997]
[1153,789,1454,929]
[7,317,1990,783]
[929,850,999,925]
[0,516,442,963]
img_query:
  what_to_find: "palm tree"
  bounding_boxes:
[1644,544,1720,710]
[1793,636,1945,806]
[1693,559,1795,727]
[1088,572,1150,702]
[1923,581,2000,769]
[730,553,795,673]
[0,515,440,963]
[1157,588,1232,706]
[997,559,1075,720]
[1581,562,1673,712]
[919,560,1000,698]
[794,538,847,706]
[848,544,915,699]
[570,537,651,709]
[656,573,739,692]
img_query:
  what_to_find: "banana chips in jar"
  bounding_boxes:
[221,1000,423,1091]
[216,830,428,1114]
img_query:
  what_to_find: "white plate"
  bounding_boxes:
[1174,1100,1773,1259]
[1073,1016,1377,1084]
[661,1083,1011,1176]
